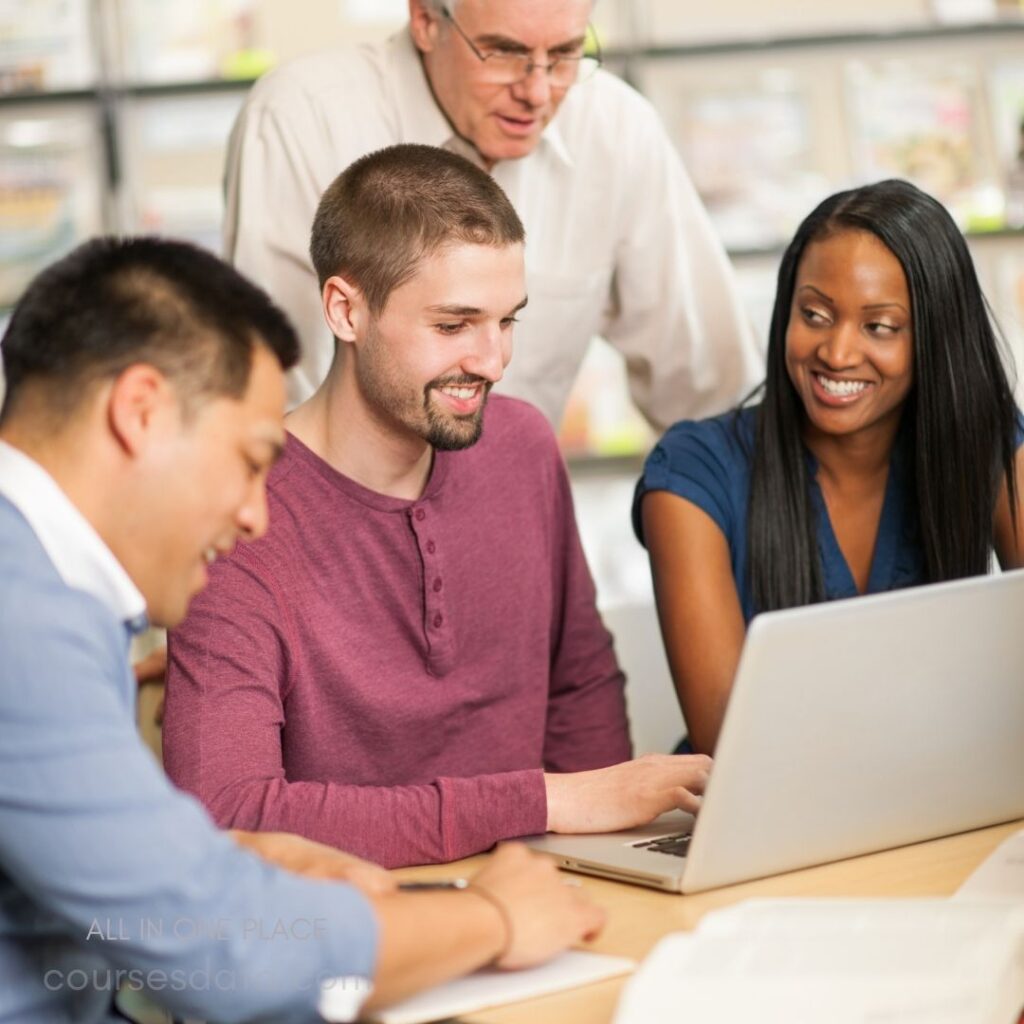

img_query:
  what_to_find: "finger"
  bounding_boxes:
[579,903,606,942]
[493,841,532,865]
[643,785,691,822]
[682,766,711,794]
[305,860,393,890]
[348,866,398,896]
[672,786,702,815]
[668,753,712,771]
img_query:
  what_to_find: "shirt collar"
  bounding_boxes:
[387,27,574,170]
[0,441,148,631]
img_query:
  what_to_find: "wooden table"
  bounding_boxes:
[396,820,1023,1024]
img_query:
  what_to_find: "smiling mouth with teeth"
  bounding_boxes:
[814,373,870,397]
[439,385,479,400]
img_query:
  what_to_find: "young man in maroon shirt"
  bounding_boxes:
[165,144,710,868]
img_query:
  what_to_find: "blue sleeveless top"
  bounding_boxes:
[632,406,925,623]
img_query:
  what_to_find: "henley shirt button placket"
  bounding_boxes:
[424,503,442,630]
[408,506,451,666]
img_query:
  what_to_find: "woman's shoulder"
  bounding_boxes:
[647,406,757,481]
[633,407,758,547]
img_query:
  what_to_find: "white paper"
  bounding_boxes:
[614,899,1024,1024]
[954,828,1024,903]
[372,950,634,1024]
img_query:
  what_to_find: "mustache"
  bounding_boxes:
[427,374,491,390]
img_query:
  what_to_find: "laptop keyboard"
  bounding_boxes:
[632,832,693,858]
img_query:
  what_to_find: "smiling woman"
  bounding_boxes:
[784,230,913,454]
[633,179,1024,755]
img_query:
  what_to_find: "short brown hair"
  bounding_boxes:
[309,143,525,314]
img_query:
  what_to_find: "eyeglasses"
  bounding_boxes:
[440,6,602,88]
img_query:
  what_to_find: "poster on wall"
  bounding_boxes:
[988,61,1024,227]
[0,0,94,92]
[845,60,994,229]
[123,93,245,251]
[667,79,828,253]
[0,112,102,309]
[995,250,1024,389]
[123,0,272,82]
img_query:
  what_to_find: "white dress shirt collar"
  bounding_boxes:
[388,28,573,171]
[0,440,147,629]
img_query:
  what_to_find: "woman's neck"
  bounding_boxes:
[801,412,903,492]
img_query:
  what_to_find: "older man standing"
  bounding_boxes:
[224,0,761,424]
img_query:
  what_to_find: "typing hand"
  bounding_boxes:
[466,843,605,970]
[544,753,712,834]
[230,830,397,896]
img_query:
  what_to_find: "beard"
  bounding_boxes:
[423,375,491,451]
[356,322,490,452]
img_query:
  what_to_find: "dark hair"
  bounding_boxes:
[0,236,299,424]
[748,178,1018,613]
[310,143,524,313]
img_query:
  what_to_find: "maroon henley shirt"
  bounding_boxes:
[164,396,631,867]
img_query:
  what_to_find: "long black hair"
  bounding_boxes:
[747,178,1018,613]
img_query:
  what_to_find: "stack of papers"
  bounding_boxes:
[614,899,1024,1024]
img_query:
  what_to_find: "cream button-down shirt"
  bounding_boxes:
[223,30,763,431]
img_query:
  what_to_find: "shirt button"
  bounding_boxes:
[426,540,436,554]
[432,577,443,592]
[433,612,444,629]
[415,509,426,522]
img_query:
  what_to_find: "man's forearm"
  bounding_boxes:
[208,769,549,868]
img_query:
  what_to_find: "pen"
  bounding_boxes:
[398,878,469,891]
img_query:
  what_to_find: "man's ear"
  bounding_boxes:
[408,0,442,54]
[322,274,367,349]
[106,364,176,457]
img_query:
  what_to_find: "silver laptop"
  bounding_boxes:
[526,569,1024,893]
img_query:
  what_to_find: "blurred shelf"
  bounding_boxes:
[727,227,1024,261]
[0,88,98,107]
[5,17,1020,110]
[565,452,647,477]
[0,77,258,108]
[124,78,258,99]
[606,17,1024,62]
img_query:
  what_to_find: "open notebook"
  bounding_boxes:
[614,899,1024,1024]
[371,949,634,1024]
